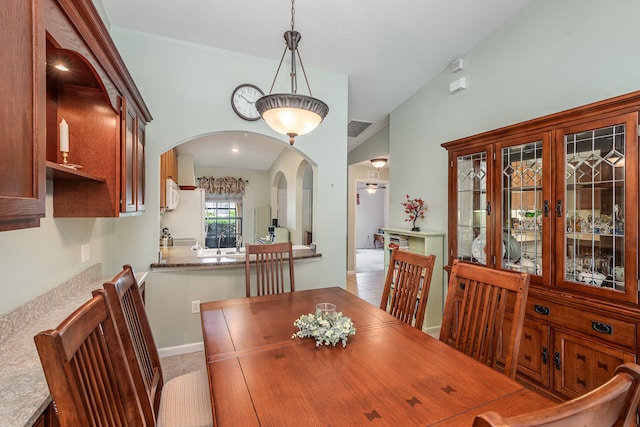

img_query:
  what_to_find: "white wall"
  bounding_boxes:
[356,188,386,249]
[105,28,348,347]
[389,0,640,246]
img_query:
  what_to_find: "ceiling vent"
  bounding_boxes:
[348,120,373,138]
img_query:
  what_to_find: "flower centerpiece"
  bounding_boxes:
[401,194,428,231]
[292,309,356,347]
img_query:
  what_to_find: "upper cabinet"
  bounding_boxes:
[44,0,151,218]
[0,1,46,231]
[0,0,151,227]
[160,148,178,211]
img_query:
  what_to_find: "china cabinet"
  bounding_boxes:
[443,92,640,401]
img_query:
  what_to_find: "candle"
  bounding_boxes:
[59,119,69,152]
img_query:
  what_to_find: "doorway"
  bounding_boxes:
[355,181,387,273]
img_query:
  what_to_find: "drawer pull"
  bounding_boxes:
[591,321,613,335]
[534,304,550,316]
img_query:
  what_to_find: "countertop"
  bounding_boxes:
[0,264,147,427]
[150,244,321,271]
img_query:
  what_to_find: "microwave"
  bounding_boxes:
[165,179,180,210]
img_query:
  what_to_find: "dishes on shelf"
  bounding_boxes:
[471,233,521,265]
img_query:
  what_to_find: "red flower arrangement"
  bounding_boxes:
[401,194,428,231]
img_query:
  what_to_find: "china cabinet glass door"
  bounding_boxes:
[556,114,638,302]
[455,150,492,265]
[497,134,551,284]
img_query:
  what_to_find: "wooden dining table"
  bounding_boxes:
[200,287,556,426]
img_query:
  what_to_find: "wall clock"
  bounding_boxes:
[231,84,264,121]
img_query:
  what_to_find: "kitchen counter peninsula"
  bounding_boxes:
[150,244,321,272]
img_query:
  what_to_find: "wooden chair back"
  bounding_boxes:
[473,363,640,427]
[379,249,436,330]
[245,242,295,297]
[98,264,163,427]
[439,260,530,378]
[34,293,145,427]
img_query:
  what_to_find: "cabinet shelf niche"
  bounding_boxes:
[45,161,106,182]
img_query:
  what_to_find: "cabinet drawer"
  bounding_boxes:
[525,297,636,350]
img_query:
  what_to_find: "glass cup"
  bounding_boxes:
[316,303,336,318]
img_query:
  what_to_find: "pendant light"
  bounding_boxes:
[255,0,329,145]
[370,158,387,169]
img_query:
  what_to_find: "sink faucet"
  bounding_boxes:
[216,232,225,254]
[235,236,243,253]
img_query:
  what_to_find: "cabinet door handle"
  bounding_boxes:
[554,351,561,370]
[541,346,547,365]
[486,202,492,216]
[534,304,550,316]
[555,199,563,217]
[543,200,550,217]
[592,321,613,335]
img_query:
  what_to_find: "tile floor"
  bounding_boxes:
[345,270,385,306]
[161,269,386,382]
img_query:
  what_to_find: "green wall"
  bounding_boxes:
[105,28,348,347]
[389,0,640,240]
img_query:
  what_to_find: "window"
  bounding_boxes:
[205,198,243,249]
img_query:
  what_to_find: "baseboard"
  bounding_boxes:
[158,341,204,358]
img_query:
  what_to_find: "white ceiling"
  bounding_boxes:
[176,131,287,171]
[100,0,534,168]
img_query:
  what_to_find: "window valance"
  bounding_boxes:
[198,176,247,194]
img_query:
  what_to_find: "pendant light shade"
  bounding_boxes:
[257,1,329,145]
[370,158,387,169]
[256,94,328,143]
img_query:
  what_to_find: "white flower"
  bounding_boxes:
[292,311,356,347]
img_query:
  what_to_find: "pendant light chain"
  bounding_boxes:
[290,0,295,31]
[255,0,329,145]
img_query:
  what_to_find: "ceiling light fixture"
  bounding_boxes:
[255,0,329,146]
[366,183,378,194]
[370,158,387,169]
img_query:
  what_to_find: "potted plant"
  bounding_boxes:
[402,195,428,231]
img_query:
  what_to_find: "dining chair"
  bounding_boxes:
[379,249,436,330]
[245,241,295,297]
[439,259,530,378]
[99,265,213,427]
[472,362,640,427]
[34,292,146,427]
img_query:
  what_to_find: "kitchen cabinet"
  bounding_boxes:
[0,0,46,231]
[443,91,640,401]
[160,148,178,211]
[1,0,149,225]
[121,97,146,213]
[382,228,444,334]
[40,0,150,218]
